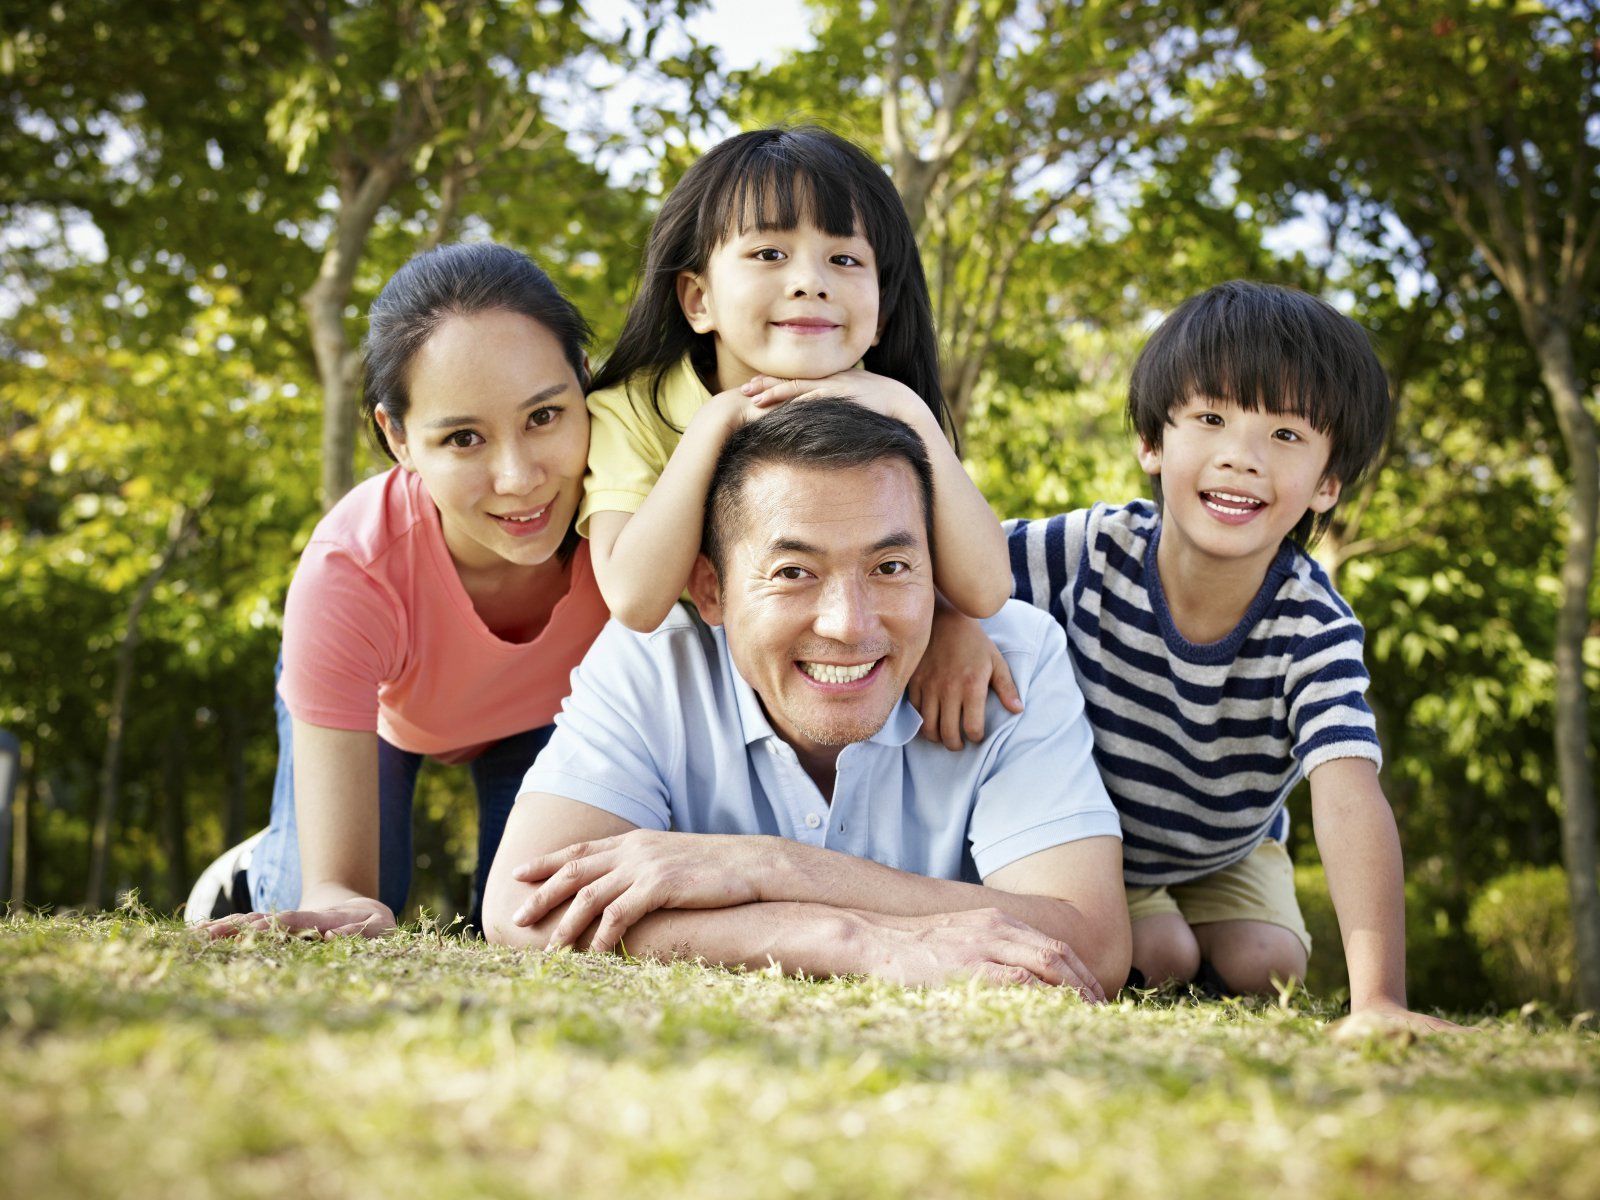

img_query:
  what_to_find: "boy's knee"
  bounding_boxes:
[1131,915,1202,986]
[1204,923,1307,995]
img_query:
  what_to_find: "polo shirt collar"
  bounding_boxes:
[712,624,926,750]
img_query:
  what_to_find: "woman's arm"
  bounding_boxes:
[587,390,748,632]
[203,719,395,939]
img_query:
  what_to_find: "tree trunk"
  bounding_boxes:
[161,725,190,908]
[305,158,406,510]
[223,704,248,849]
[85,506,199,911]
[7,753,27,907]
[1533,323,1600,1012]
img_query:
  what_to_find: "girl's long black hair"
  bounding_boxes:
[590,126,952,443]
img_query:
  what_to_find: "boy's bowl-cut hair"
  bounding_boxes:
[1128,280,1393,547]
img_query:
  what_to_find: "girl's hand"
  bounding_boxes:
[200,902,396,941]
[908,605,1024,750]
[740,370,921,422]
[699,386,778,435]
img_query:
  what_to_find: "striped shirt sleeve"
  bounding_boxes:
[1003,507,1092,630]
[1284,616,1382,774]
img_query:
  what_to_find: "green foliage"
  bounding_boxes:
[3,916,1598,1199]
[1467,866,1583,1013]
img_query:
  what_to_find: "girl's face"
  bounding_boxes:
[378,309,589,575]
[676,218,882,391]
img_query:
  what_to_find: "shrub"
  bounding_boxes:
[1466,865,1578,1012]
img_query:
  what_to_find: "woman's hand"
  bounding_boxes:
[200,899,396,941]
[740,370,924,424]
[908,604,1023,749]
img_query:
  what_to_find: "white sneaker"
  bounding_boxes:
[184,829,265,924]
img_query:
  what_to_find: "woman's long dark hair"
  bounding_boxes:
[589,126,953,444]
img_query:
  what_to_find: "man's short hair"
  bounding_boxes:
[702,398,935,575]
[1127,280,1394,546]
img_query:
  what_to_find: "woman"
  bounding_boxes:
[191,242,609,937]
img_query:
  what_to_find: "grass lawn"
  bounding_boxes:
[2,910,1596,1200]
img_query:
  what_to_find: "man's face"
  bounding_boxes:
[691,459,935,762]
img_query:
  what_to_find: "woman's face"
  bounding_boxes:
[379,309,589,574]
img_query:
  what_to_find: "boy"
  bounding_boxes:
[924,281,1456,1030]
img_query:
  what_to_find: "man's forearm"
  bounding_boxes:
[491,894,866,976]
[757,838,1122,985]
[489,891,1096,991]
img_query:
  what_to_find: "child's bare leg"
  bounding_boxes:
[1193,920,1307,995]
[1131,913,1202,986]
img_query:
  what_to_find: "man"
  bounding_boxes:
[482,399,1129,995]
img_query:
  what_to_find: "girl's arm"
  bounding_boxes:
[202,720,395,939]
[588,389,750,633]
[744,372,1010,618]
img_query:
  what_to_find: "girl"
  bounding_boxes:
[191,243,610,937]
[581,126,1011,632]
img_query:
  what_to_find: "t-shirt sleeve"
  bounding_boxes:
[1285,617,1383,774]
[577,378,672,537]
[277,542,404,731]
[1002,508,1091,631]
[516,618,674,831]
[966,612,1122,878]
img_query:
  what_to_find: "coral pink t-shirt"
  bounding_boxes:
[278,466,609,763]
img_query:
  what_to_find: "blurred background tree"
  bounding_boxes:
[2,0,1594,1011]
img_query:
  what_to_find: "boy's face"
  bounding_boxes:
[1138,395,1341,574]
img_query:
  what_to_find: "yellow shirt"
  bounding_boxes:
[578,354,713,538]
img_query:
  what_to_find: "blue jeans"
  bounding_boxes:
[250,656,554,934]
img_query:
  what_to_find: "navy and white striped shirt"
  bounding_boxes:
[1005,500,1382,888]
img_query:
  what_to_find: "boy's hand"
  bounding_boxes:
[908,604,1023,749]
[1329,1000,1471,1040]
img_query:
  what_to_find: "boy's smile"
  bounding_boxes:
[1139,395,1341,582]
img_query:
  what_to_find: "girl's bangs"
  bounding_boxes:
[701,150,864,249]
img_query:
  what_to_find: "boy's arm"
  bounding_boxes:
[907,597,1023,748]
[1309,757,1464,1032]
[588,391,748,633]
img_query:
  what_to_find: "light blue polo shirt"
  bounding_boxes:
[519,600,1120,882]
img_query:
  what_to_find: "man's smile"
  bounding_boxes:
[796,658,885,687]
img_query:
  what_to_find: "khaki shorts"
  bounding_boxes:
[1125,838,1311,956]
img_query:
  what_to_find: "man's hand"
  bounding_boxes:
[908,604,1023,748]
[857,909,1107,998]
[512,830,769,952]
[199,901,396,941]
